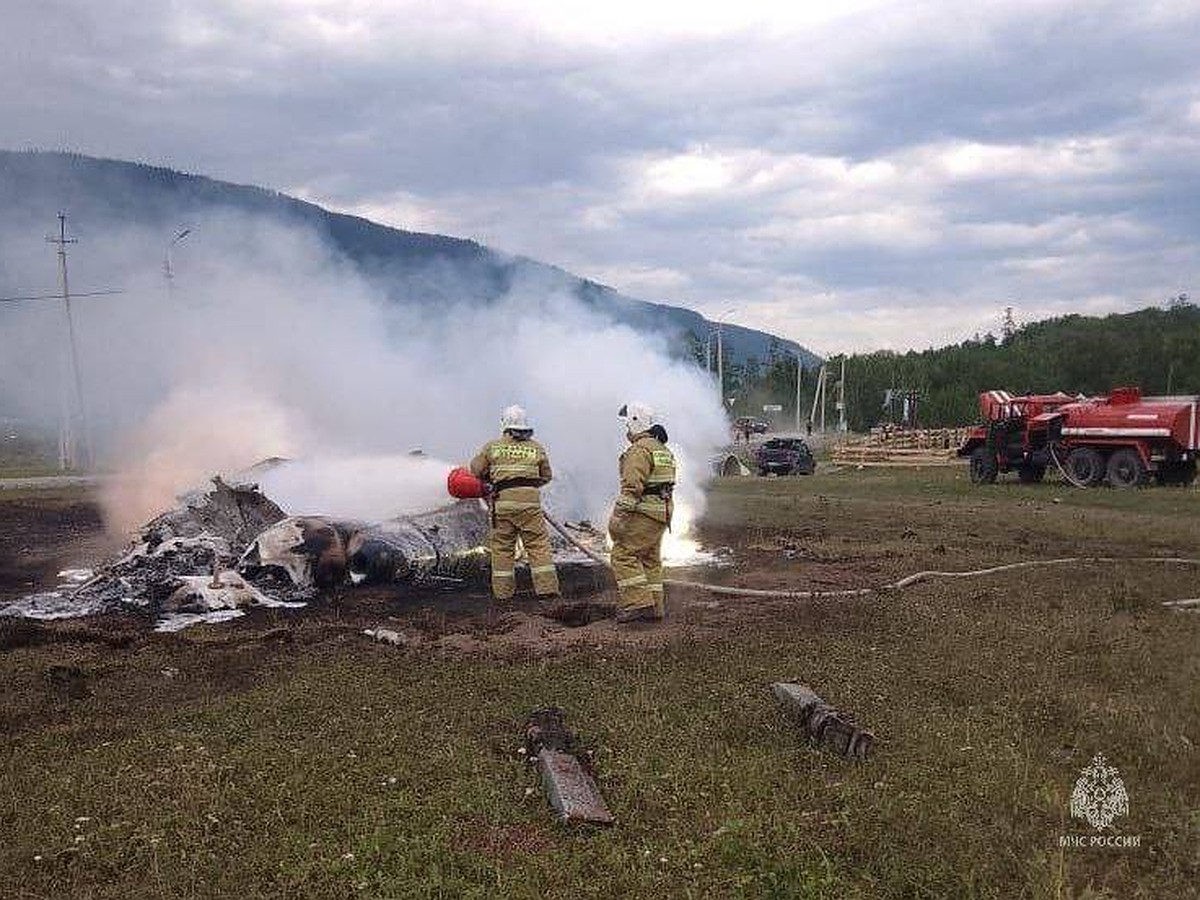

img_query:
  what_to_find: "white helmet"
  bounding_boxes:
[618,401,656,436]
[500,404,531,432]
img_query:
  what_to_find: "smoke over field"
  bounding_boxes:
[0,209,728,534]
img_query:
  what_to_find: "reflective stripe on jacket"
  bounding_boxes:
[469,434,552,511]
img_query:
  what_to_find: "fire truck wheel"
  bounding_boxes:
[1017,464,1046,483]
[969,447,998,484]
[1106,448,1147,488]
[1065,447,1105,486]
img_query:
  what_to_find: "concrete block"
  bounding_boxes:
[537,749,614,825]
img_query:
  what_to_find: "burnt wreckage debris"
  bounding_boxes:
[238,504,607,596]
[772,682,875,762]
[72,477,288,613]
[238,503,494,591]
[7,472,609,628]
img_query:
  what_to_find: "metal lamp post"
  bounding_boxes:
[715,306,737,403]
[164,227,192,301]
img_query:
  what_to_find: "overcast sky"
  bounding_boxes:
[3,0,1198,354]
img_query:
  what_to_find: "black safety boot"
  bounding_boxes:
[615,605,663,624]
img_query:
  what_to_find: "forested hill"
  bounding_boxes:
[841,304,1200,428]
[736,303,1200,430]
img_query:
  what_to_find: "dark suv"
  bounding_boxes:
[755,437,816,476]
[733,416,770,435]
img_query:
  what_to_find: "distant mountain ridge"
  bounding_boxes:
[0,150,821,371]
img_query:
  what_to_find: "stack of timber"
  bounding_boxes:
[831,427,968,468]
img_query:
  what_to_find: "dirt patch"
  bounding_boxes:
[0,491,114,600]
[451,819,559,861]
[538,598,617,627]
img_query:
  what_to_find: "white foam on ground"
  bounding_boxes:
[659,496,724,568]
[56,568,95,584]
[661,534,721,568]
[167,573,308,613]
[154,609,246,632]
[0,592,107,620]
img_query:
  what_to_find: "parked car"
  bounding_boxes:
[754,437,816,476]
[733,416,770,435]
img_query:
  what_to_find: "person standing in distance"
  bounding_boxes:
[609,401,676,623]
[469,405,559,600]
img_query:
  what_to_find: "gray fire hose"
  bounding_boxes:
[1048,443,1093,488]
[544,511,1200,600]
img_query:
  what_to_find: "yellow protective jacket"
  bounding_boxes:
[469,434,552,513]
[614,433,676,523]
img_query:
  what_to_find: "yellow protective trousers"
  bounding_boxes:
[608,509,666,615]
[489,506,560,599]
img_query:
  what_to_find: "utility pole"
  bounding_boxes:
[46,212,92,471]
[714,307,738,406]
[809,364,827,433]
[837,356,847,432]
[716,325,725,403]
[793,353,802,433]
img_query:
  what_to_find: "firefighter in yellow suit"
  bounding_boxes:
[469,405,560,600]
[609,401,676,623]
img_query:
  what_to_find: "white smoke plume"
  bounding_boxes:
[0,208,729,538]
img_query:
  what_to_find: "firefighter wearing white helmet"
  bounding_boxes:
[468,405,559,600]
[609,401,676,623]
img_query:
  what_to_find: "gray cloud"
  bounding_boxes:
[1,0,1198,353]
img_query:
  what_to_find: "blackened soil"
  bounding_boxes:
[0,492,108,600]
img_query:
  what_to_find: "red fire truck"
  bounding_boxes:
[957,387,1199,487]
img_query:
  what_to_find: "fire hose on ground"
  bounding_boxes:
[449,467,1199,604]
[544,512,1200,603]
[1048,442,1094,488]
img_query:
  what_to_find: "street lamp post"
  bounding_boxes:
[164,227,192,301]
[715,306,737,403]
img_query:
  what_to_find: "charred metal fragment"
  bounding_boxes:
[54,479,289,619]
[142,476,286,551]
[237,501,606,596]
[771,682,875,762]
[525,706,576,755]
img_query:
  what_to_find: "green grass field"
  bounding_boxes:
[2,469,1198,898]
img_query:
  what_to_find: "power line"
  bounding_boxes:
[0,289,124,304]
